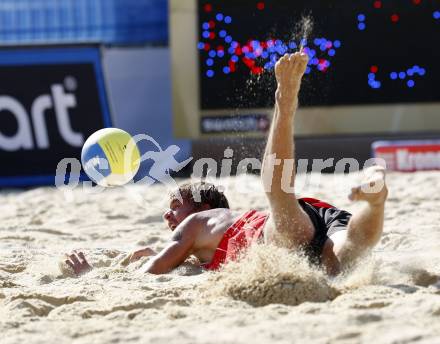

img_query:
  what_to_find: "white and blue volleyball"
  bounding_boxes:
[81,128,140,187]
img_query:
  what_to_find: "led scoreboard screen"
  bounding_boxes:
[170,0,440,138]
[198,0,440,108]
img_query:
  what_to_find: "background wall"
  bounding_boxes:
[102,46,191,179]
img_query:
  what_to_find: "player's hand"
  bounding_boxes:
[65,251,92,275]
[129,247,156,263]
[275,51,309,111]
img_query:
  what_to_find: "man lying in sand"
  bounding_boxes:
[66,51,388,276]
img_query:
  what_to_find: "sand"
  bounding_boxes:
[1,171,440,344]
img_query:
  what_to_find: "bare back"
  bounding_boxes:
[190,208,242,264]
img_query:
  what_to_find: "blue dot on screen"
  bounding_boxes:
[277,46,287,55]
[328,49,335,56]
[208,50,216,58]
[358,14,366,22]
[433,11,440,19]
[300,38,307,47]
[231,41,238,48]
[224,16,232,24]
[419,68,426,76]
[399,72,406,79]
[219,30,227,38]
[206,58,214,66]
[206,70,214,78]
[320,44,327,51]
[368,73,376,80]
[228,47,235,54]
[217,50,224,58]
[305,66,311,74]
[407,69,414,76]
[262,51,269,59]
[314,38,322,46]
[197,42,205,50]
[216,13,224,21]
[223,66,230,74]
[225,36,232,43]
[358,23,366,31]
[390,72,398,80]
[370,81,381,89]
[202,31,210,39]
[289,41,297,49]
[202,22,210,30]
[231,55,239,62]
[333,40,341,48]
[407,80,415,88]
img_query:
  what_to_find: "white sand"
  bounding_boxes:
[1,172,440,344]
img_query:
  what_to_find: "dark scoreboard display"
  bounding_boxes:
[197,0,440,109]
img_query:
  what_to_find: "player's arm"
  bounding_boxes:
[142,214,201,274]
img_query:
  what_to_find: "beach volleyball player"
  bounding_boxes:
[66,51,388,276]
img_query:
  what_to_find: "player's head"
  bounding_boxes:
[163,182,230,230]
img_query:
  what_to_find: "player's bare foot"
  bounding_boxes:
[274,51,309,113]
[349,166,388,206]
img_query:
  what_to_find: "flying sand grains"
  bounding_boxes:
[200,244,339,307]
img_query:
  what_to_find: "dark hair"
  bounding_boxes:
[170,182,230,209]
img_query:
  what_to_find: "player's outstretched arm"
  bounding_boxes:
[141,214,201,274]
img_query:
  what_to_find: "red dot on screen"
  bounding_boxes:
[391,14,399,22]
[204,43,210,51]
[412,0,421,5]
[204,4,212,12]
[370,66,378,73]
[257,2,265,10]
[373,1,382,9]
[209,20,215,28]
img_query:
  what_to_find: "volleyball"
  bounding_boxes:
[81,128,141,187]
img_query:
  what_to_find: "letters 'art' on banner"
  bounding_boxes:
[0,47,112,187]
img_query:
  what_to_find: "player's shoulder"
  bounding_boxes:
[183,207,228,223]
[175,208,233,235]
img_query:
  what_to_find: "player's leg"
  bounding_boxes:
[261,52,315,248]
[330,166,388,267]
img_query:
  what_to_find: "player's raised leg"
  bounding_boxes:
[331,165,388,267]
[261,51,315,248]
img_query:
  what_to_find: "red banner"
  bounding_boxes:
[372,140,440,172]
